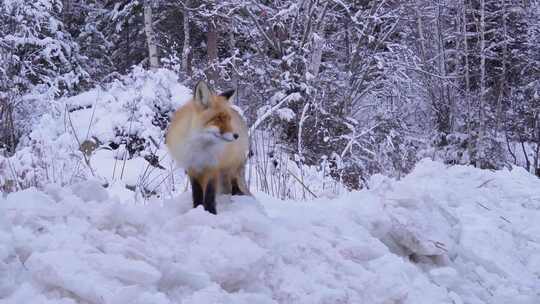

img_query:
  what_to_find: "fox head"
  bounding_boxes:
[193,81,240,142]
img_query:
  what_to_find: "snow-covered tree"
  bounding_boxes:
[0,0,89,153]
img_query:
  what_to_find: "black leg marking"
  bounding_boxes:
[231,179,245,196]
[204,179,217,214]
[191,177,204,209]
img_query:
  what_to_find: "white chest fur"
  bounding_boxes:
[169,133,226,171]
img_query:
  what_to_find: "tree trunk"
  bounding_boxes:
[534,113,540,176]
[521,140,530,172]
[414,1,440,131]
[309,33,324,78]
[227,22,237,81]
[478,0,487,168]
[62,0,71,25]
[436,0,451,133]
[495,0,507,133]
[207,18,218,84]
[0,98,17,155]
[462,0,472,156]
[182,5,192,76]
[144,0,159,71]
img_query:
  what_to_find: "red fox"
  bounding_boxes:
[166,81,251,214]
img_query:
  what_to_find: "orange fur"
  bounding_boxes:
[166,82,250,213]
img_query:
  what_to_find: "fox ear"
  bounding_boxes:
[194,81,212,107]
[220,89,237,104]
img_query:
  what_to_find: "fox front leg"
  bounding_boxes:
[203,178,217,214]
[190,176,204,209]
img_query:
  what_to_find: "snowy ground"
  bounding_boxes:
[1,159,539,303]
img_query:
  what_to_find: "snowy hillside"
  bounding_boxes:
[0,68,343,200]
[0,68,191,196]
[1,160,539,303]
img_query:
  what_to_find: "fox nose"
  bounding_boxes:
[233,133,239,140]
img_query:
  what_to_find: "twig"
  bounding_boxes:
[249,93,295,135]
[499,216,511,224]
[6,156,22,191]
[476,179,494,188]
[476,202,491,211]
[429,240,448,252]
[287,168,318,199]
[65,105,95,177]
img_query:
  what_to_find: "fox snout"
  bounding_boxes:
[205,126,240,142]
[221,132,240,142]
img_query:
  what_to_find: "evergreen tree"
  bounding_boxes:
[0,0,89,153]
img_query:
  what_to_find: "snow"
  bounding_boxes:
[1,159,539,303]
[0,67,191,196]
[276,108,295,121]
[1,67,343,204]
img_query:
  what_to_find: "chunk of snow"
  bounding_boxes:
[1,159,540,303]
[276,108,295,121]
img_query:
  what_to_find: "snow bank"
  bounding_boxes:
[1,159,539,303]
[0,67,190,196]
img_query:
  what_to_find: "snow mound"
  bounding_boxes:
[1,159,539,303]
[0,67,190,196]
